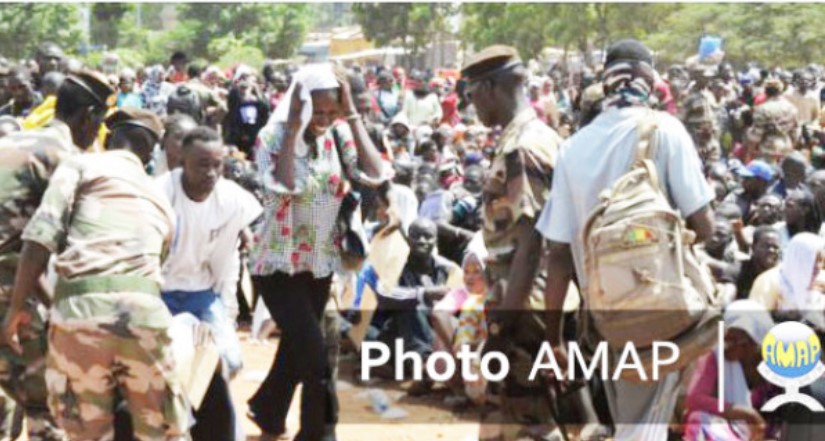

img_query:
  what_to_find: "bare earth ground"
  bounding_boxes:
[234,331,480,441]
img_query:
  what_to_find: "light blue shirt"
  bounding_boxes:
[536,106,714,285]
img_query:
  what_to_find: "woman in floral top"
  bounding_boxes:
[247,64,384,441]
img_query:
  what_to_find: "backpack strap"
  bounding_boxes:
[631,110,667,196]
[632,110,660,167]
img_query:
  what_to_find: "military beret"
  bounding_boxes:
[106,107,164,141]
[65,70,117,107]
[461,45,522,81]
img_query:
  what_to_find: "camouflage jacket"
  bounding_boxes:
[0,120,76,293]
[22,150,176,328]
[482,108,560,285]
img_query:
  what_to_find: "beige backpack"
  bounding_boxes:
[581,112,720,381]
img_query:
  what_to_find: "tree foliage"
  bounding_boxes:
[353,3,457,66]
[176,4,312,61]
[0,4,83,60]
[461,3,825,68]
[92,4,133,50]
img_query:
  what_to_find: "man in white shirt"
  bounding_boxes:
[784,69,820,125]
[402,73,442,127]
[536,40,715,440]
[157,126,262,440]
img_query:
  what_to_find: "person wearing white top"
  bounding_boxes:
[157,127,262,441]
[536,40,715,441]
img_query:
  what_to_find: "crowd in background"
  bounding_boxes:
[2,38,825,441]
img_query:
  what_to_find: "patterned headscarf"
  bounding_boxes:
[601,60,657,109]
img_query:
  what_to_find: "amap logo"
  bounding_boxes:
[758,321,825,412]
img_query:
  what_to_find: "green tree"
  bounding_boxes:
[0,4,83,60]
[353,3,456,67]
[91,3,133,50]
[176,4,312,60]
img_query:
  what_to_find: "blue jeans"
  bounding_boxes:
[161,290,243,375]
[162,290,242,441]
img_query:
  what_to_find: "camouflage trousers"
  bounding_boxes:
[46,321,189,441]
[0,296,66,441]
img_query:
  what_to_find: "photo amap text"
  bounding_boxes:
[360,339,681,382]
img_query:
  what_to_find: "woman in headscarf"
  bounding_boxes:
[683,300,775,441]
[247,64,385,441]
[749,232,825,320]
[141,64,174,117]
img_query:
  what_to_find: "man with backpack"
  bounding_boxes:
[537,40,716,440]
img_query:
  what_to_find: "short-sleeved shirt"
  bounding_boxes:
[250,121,359,278]
[158,169,262,296]
[22,150,176,328]
[482,107,560,280]
[536,106,714,287]
[0,120,76,293]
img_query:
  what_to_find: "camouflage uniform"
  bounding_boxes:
[21,150,188,441]
[748,96,799,164]
[482,108,560,440]
[679,89,721,165]
[0,120,77,441]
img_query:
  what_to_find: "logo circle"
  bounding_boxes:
[762,321,822,379]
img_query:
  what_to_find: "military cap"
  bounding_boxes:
[64,70,117,107]
[764,77,784,92]
[461,45,522,81]
[106,107,164,141]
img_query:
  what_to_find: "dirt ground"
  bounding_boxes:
[233,331,481,441]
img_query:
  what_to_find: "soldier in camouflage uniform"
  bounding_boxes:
[0,71,114,441]
[463,46,586,441]
[747,78,799,165]
[3,108,188,441]
[679,66,721,166]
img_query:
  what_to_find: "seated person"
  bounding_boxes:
[683,300,774,441]
[698,217,741,287]
[735,227,781,300]
[750,232,825,326]
[432,248,489,404]
[773,187,821,249]
[365,218,461,373]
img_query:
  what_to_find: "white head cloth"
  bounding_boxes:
[267,63,339,156]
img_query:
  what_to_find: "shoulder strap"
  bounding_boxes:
[631,109,660,168]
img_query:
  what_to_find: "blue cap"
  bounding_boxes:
[737,160,775,182]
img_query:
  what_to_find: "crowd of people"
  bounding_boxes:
[0,35,825,441]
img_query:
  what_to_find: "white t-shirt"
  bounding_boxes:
[402,91,443,127]
[536,106,714,287]
[158,169,262,298]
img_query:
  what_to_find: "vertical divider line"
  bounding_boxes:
[718,319,725,413]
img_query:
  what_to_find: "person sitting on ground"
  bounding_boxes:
[735,226,782,299]
[750,232,825,323]
[683,300,774,441]
[724,160,775,220]
[773,187,821,249]
[367,218,461,382]
[432,248,489,405]
[771,151,810,198]
[699,216,741,285]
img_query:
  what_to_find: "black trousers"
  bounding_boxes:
[249,272,335,441]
